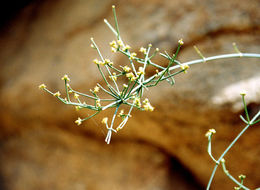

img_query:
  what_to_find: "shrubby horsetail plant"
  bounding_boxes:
[39,5,260,189]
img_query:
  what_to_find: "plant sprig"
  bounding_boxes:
[39,5,260,145]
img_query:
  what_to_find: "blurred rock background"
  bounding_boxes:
[0,0,259,189]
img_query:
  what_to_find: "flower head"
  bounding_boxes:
[137,67,145,76]
[93,86,100,93]
[133,97,141,107]
[74,93,79,99]
[205,128,216,137]
[61,74,70,82]
[139,47,147,54]
[53,91,61,97]
[122,66,131,72]
[129,52,137,60]
[180,64,190,73]
[75,117,82,126]
[178,39,184,45]
[101,117,108,124]
[39,84,46,89]
[122,45,131,51]
[96,99,101,107]
[126,72,136,81]
[143,98,154,111]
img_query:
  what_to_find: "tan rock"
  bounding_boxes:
[0,0,259,189]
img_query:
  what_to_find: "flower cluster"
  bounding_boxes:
[39,5,191,144]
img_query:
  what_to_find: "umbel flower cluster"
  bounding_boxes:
[39,6,190,144]
[39,5,260,146]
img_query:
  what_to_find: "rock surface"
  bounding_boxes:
[0,0,259,189]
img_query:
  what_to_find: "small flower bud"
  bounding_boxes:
[61,74,70,82]
[101,117,108,124]
[53,91,61,97]
[178,39,184,45]
[75,117,82,125]
[74,93,79,99]
[39,84,46,89]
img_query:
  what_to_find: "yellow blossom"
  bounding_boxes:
[126,72,136,81]
[109,75,117,81]
[122,45,131,51]
[205,128,216,137]
[117,39,123,47]
[93,59,100,65]
[75,117,82,125]
[75,106,81,111]
[137,67,145,75]
[129,52,137,60]
[93,86,100,93]
[61,74,70,82]
[180,64,190,73]
[53,91,61,97]
[122,66,131,72]
[74,93,79,99]
[139,47,147,54]
[96,99,101,107]
[123,84,128,88]
[104,59,113,66]
[133,97,141,107]
[118,109,124,117]
[178,39,184,45]
[101,117,108,124]
[39,84,46,89]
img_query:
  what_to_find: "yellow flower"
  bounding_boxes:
[75,106,81,111]
[205,129,216,137]
[117,39,123,47]
[180,64,190,73]
[104,59,113,66]
[96,99,101,107]
[133,97,141,107]
[137,67,145,75]
[126,72,136,81]
[61,74,70,82]
[109,75,117,81]
[122,66,131,72]
[39,84,46,89]
[143,99,154,111]
[122,45,131,51]
[118,109,124,118]
[101,117,108,124]
[93,86,100,93]
[110,40,117,48]
[139,47,147,54]
[123,84,128,88]
[93,59,100,65]
[178,39,184,45]
[75,117,82,125]
[129,52,137,60]
[53,91,61,97]
[74,93,79,99]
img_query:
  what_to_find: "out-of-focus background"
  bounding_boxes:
[0,0,259,189]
